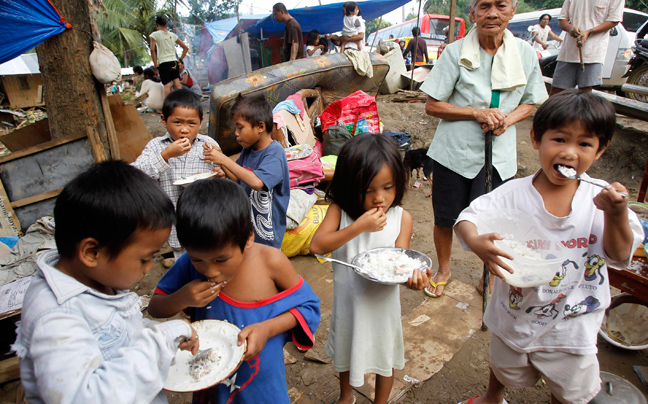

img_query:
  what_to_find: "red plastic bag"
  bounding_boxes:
[319,90,380,135]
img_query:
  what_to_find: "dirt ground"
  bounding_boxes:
[3,92,647,403]
[136,93,648,404]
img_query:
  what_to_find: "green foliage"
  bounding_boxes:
[366,18,392,38]
[183,0,240,25]
[421,0,538,33]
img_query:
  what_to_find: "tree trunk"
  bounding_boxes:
[36,0,112,159]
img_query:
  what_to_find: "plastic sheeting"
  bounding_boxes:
[0,0,69,65]
[247,0,410,38]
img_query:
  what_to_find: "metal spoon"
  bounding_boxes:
[314,254,380,281]
[557,165,629,197]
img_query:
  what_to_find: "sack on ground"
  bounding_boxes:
[322,126,352,156]
[89,41,121,84]
[281,205,329,257]
[319,90,380,134]
[286,189,318,230]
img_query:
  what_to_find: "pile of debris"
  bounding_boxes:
[0,107,47,135]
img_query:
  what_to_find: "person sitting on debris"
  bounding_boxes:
[13,161,199,404]
[306,30,325,57]
[326,2,365,52]
[150,15,189,96]
[310,133,431,404]
[132,89,219,259]
[135,67,165,112]
[148,178,320,404]
[203,93,290,250]
[178,59,202,96]
[454,90,643,404]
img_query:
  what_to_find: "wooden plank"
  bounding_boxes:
[10,188,63,209]
[0,356,19,385]
[102,93,121,160]
[0,132,86,164]
[0,118,51,152]
[86,126,108,163]
[0,180,20,235]
[2,75,45,109]
[108,95,152,163]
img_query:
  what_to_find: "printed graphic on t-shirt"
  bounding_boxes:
[496,234,608,327]
[250,189,274,241]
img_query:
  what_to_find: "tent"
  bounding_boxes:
[0,0,71,64]
[247,0,411,38]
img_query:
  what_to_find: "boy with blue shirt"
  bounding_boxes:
[204,93,290,249]
[148,179,320,403]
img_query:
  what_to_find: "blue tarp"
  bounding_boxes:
[247,0,410,38]
[0,0,69,64]
[204,14,268,43]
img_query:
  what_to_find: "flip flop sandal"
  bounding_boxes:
[424,277,451,298]
[330,396,356,404]
[456,396,508,404]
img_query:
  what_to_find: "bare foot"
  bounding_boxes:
[425,270,451,297]
[476,274,494,296]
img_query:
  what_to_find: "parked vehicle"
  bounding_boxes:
[508,8,648,90]
[624,19,648,102]
[366,14,465,62]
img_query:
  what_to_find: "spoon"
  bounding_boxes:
[314,254,380,281]
[557,165,629,198]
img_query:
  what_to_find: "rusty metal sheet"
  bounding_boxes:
[209,53,390,155]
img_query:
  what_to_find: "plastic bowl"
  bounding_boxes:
[598,295,648,350]
[477,209,566,288]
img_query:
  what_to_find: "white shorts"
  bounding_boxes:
[489,334,601,404]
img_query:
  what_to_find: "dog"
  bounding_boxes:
[403,148,433,196]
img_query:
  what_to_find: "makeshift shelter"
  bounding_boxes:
[198,0,410,84]
[0,54,45,109]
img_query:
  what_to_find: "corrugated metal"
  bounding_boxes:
[0,54,40,76]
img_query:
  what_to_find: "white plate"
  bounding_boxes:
[351,248,433,285]
[173,171,217,187]
[164,320,247,392]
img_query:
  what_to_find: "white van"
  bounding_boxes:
[508,8,648,88]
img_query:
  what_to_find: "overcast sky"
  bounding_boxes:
[233,0,421,25]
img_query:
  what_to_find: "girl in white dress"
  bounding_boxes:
[310,133,431,404]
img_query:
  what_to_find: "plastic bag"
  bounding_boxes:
[281,205,328,257]
[319,90,380,134]
[89,41,121,84]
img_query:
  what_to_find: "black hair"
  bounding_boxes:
[533,90,615,152]
[539,13,551,22]
[344,2,358,15]
[162,88,203,121]
[229,93,273,134]
[327,133,406,220]
[155,15,167,27]
[133,65,143,75]
[54,161,175,259]
[143,67,156,80]
[307,30,320,46]
[273,3,287,13]
[412,27,421,37]
[176,179,253,252]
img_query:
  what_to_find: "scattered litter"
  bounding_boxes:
[408,314,430,326]
[403,375,420,384]
[139,294,151,311]
[413,181,422,188]
[162,258,175,268]
[456,302,469,310]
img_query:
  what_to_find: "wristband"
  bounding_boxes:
[589,28,594,36]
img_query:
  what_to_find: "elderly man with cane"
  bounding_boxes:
[418,0,547,301]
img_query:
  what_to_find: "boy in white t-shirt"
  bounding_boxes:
[326,2,365,52]
[455,90,643,404]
